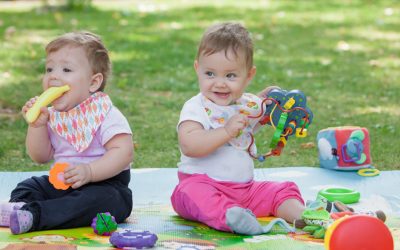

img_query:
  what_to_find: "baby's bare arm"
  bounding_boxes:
[179,114,248,158]
[22,97,54,163]
[257,85,281,98]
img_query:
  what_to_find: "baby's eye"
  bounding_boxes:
[226,73,237,79]
[46,67,52,73]
[205,71,215,77]
[63,68,72,73]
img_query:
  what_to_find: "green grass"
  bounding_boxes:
[0,0,399,171]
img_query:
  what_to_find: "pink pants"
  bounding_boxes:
[171,172,304,232]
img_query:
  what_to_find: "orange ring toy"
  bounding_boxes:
[49,162,71,190]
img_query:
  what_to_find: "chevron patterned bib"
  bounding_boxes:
[49,92,112,153]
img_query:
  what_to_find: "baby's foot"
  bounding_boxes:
[226,206,264,235]
[226,207,295,235]
[0,202,25,227]
[10,210,33,234]
[293,218,307,229]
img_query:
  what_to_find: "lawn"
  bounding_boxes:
[0,0,399,171]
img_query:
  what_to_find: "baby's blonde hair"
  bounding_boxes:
[45,31,111,91]
[197,22,253,70]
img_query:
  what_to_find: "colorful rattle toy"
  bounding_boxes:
[248,89,313,161]
[109,229,158,249]
[49,162,71,190]
[25,85,70,123]
[299,209,332,239]
[91,212,117,236]
[296,207,387,240]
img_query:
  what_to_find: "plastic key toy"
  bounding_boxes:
[110,229,158,249]
[248,89,313,161]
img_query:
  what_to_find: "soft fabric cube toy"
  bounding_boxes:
[317,126,372,170]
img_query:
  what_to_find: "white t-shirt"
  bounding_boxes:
[177,93,262,183]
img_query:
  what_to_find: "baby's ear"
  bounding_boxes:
[89,73,104,92]
[246,66,256,83]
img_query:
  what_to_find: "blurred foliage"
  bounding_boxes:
[0,0,399,171]
[40,0,93,11]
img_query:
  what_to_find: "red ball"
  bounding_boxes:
[327,215,393,250]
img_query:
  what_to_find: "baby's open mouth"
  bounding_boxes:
[214,92,230,98]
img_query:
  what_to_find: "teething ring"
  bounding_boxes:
[110,229,158,249]
[358,168,380,177]
[49,162,71,190]
[318,187,360,204]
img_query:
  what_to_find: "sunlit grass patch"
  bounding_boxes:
[0,0,399,170]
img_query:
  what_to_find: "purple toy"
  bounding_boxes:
[109,229,158,249]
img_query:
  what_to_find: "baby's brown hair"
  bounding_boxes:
[45,31,111,91]
[197,22,253,70]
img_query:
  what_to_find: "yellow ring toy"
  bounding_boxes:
[358,168,380,177]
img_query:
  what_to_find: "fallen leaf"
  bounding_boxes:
[301,142,315,149]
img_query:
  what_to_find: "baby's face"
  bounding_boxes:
[195,49,255,106]
[42,45,97,111]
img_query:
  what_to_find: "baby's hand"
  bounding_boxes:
[258,85,281,104]
[64,163,92,189]
[224,114,249,138]
[22,97,49,127]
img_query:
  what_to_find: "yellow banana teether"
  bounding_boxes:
[25,85,70,123]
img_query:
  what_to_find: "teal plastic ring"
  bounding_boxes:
[318,187,360,204]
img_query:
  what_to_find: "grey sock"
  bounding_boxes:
[226,207,264,235]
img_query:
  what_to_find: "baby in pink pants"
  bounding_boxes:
[170,22,305,235]
[172,172,303,233]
